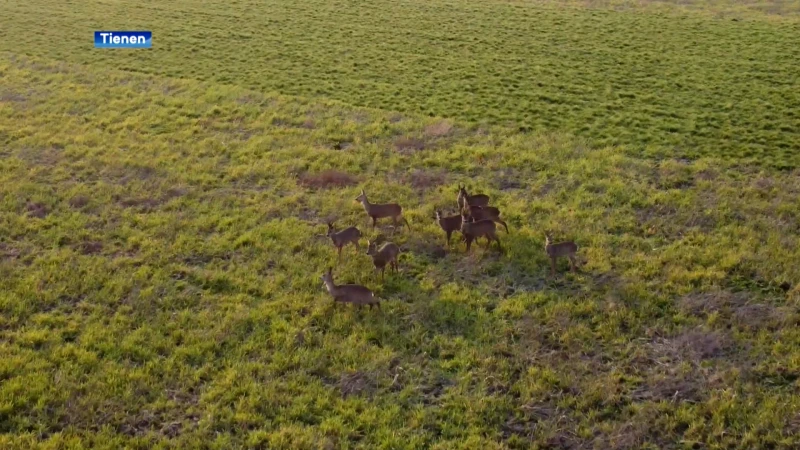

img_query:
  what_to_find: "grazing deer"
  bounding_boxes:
[326,222,361,260]
[366,238,401,281]
[435,210,463,248]
[460,212,502,252]
[544,232,578,276]
[463,205,509,233]
[457,184,490,210]
[321,267,381,310]
[355,189,411,232]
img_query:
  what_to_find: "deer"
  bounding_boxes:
[326,222,362,260]
[457,184,490,210]
[366,238,401,281]
[462,205,509,233]
[435,210,463,248]
[320,267,381,310]
[355,189,411,232]
[544,232,579,276]
[460,212,502,252]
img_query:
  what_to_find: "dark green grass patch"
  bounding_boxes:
[1,0,800,167]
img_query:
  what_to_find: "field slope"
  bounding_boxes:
[2,54,800,448]
[3,0,800,448]
[1,0,800,167]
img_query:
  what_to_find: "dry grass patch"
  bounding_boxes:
[393,135,427,154]
[68,195,90,209]
[75,241,103,255]
[298,170,358,189]
[117,197,161,211]
[25,202,49,218]
[424,120,454,138]
[0,90,26,103]
[338,371,376,398]
[399,169,450,191]
[654,329,733,362]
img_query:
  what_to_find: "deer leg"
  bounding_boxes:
[495,236,502,252]
[371,216,377,230]
[465,236,473,252]
[445,231,452,248]
[569,255,577,272]
[338,246,342,260]
[550,257,556,276]
[499,220,509,233]
[353,240,359,253]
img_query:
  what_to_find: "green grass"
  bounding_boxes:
[2,54,800,449]
[1,0,800,167]
[540,0,800,19]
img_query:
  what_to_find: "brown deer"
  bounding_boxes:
[457,184,490,210]
[366,238,401,280]
[326,222,361,260]
[544,232,578,276]
[321,267,381,310]
[435,210,463,248]
[355,189,411,232]
[460,212,501,252]
[463,205,509,233]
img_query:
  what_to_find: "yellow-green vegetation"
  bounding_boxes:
[2,53,800,448]
[2,0,800,167]
[3,0,800,448]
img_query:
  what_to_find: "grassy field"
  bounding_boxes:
[2,0,800,167]
[2,0,800,448]
[2,54,800,448]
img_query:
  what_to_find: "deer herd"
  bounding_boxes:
[321,185,580,311]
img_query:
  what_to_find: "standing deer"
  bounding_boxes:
[355,189,411,232]
[460,212,502,252]
[462,205,509,233]
[321,267,381,310]
[457,184,490,210]
[435,210,462,248]
[366,238,401,280]
[326,221,361,260]
[544,232,578,276]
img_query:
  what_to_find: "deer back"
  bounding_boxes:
[334,284,378,305]
[365,202,402,218]
[438,213,462,232]
[546,241,578,257]
[332,226,361,246]
[468,205,501,220]
[377,242,400,261]
[466,194,490,207]
[462,218,497,236]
